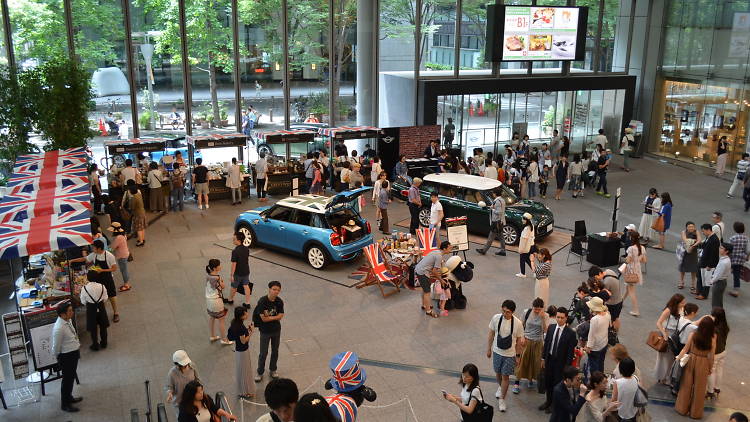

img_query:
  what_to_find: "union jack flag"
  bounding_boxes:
[417,227,439,257]
[325,394,357,422]
[9,148,89,192]
[0,183,91,222]
[13,147,88,166]
[0,207,93,259]
[362,243,396,283]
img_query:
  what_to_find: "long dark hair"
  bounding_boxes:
[294,393,337,422]
[206,259,220,274]
[588,371,607,398]
[179,380,205,416]
[693,317,715,351]
[711,307,730,337]
[661,192,673,206]
[665,294,685,318]
[230,306,247,333]
[630,232,642,255]
[459,363,480,392]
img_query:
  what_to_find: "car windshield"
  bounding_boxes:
[484,185,518,206]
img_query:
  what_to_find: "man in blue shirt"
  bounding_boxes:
[408,178,423,234]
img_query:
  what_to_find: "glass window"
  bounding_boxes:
[333,0,357,127]
[129,0,186,139]
[72,0,132,143]
[458,0,491,76]
[572,0,598,72]
[422,181,438,193]
[8,0,67,68]
[378,0,416,127]
[0,2,6,66]
[291,210,312,226]
[421,0,456,74]
[598,0,620,72]
[267,205,293,221]
[461,188,483,203]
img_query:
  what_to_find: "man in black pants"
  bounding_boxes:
[696,223,720,300]
[253,281,285,382]
[407,178,423,234]
[51,303,83,412]
[539,307,576,414]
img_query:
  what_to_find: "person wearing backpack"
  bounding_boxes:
[611,357,641,422]
[512,298,548,395]
[443,363,492,421]
[486,299,525,412]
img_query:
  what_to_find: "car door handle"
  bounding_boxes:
[279,226,285,230]
[302,230,309,235]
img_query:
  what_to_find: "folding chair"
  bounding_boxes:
[565,235,589,272]
[354,243,401,298]
[416,227,439,257]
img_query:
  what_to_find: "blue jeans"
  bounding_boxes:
[171,187,184,211]
[588,346,607,376]
[732,264,742,289]
[117,257,130,284]
[528,182,537,198]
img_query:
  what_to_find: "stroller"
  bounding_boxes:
[568,284,591,325]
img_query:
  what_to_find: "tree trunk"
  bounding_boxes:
[209,59,221,127]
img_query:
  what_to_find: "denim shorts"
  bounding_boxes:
[492,352,516,376]
[231,275,251,289]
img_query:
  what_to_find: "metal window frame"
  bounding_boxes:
[178,0,193,135]
[121,0,139,138]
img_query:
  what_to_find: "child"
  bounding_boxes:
[433,270,451,317]
[539,165,550,199]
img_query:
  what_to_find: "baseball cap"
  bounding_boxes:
[172,350,191,366]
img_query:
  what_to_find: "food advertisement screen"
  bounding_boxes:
[502,6,580,61]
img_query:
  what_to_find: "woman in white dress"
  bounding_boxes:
[638,188,660,242]
[621,232,647,317]
[580,372,620,422]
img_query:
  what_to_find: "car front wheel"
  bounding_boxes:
[306,245,330,269]
[418,207,431,227]
[502,224,520,246]
[237,224,257,248]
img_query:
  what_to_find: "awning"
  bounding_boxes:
[187,133,248,148]
[255,129,317,143]
[0,148,92,259]
[318,126,381,140]
[105,138,168,154]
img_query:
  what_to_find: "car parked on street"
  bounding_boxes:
[392,173,554,245]
[234,187,373,269]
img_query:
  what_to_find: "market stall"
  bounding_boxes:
[319,126,382,187]
[187,133,251,200]
[103,138,170,205]
[254,129,318,195]
[0,147,93,394]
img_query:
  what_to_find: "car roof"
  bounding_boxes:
[276,195,330,214]
[423,173,502,190]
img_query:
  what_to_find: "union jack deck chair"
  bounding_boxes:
[354,243,401,297]
[416,227,439,257]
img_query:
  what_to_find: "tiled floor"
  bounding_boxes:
[1,154,749,421]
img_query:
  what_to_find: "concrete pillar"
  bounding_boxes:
[356,0,375,126]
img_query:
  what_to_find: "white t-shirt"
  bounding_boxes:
[430,201,443,225]
[712,222,725,241]
[85,251,116,268]
[489,314,524,357]
[677,317,698,344]
[594,134,608,148]
[461,385,482,406]
[614,377,639,419]
[483,166,498,180]
[120,167,137,183]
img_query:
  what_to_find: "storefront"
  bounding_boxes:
[419,75,636,160]
[654,80,749,171]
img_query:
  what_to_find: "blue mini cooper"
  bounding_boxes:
[234,187,374,269]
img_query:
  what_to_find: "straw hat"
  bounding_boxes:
[107,222,126,234]
[586,296,608,313]
[624,127,633,134]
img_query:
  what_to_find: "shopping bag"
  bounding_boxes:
[651,215,665,233]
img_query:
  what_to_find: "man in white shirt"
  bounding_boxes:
[487,299,525,412]
[711,243,732,309]
[68,240,120,322]
[727,153,750,198]
[80,270,109,351]
[585,297,611,376]
[227,157,243,205]
[712,211,725,241]
[51,302,82,412]
[593,129,608,149]
[119,158,139,185]
[429,192,443,230]
[255,152,269,201]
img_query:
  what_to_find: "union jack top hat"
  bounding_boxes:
[328,351,367,393]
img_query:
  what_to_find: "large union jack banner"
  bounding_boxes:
[9,148,89,191]
[325,394,357,422]
[0,209,94,259]
[417,227,439,257]
[0,183,91,222]
[362,243,396,283]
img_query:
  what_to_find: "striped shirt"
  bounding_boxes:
[534,261,551,279]
[729,234,749,266]
[408,185,421,205]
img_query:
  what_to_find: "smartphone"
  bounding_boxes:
[441,390,448,397]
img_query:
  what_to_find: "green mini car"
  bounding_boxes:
[392,172,554,245]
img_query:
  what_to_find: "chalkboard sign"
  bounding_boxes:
[25,307,62,370]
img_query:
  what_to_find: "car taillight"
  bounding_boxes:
[401,190,409,197]
[365,221,371,233]
[330,232,341,246]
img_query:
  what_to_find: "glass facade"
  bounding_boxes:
[655,0,750,171]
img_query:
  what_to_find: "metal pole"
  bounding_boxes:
[329,0,335,127]
[373,0,380,126]
[0,0,16,74]
[282,0,290,129]
[178,0,193,135]
[121,0,140,138]
[63,0,76,59]
[231,0,242,133]
[413,0,422,125]
[624,0,636,73]
[453,0,462,78]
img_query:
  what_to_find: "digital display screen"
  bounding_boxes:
[485,5,587,62]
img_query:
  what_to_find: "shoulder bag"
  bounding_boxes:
[668,320,689,356]
[496,316,514,350]
[651,215,665,233]
[646,330,667,352]
[463,387,493,422]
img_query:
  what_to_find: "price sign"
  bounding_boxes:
[446,216,469,252]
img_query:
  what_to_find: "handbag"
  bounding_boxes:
[741,263,750,282]
[646,331,667,352]
[651,215,665,233]
[469,387,494,422]
[667,320,688,356]
[623,264,640,284]
[537,366,546,394]
[608,323,619,346]
[633,377,648,408]
[701,268,715,287]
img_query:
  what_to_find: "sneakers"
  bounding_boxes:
[205,204,210,209]
[596,191,603,196]
[440,310,449,317]
[220,339,234,345]
[512,383,520,394]
[476,248,487,255]
[495,386,502,399]
[254,374,263,382]
[270,371,279,379]
[727,194,734,198]
[515,273,526,278]
[629,311,640,317]
[495,251,507,256]
[529,380,536,389]
[198,204,203,210]
[498,399,507,412]
[604,193,611,198]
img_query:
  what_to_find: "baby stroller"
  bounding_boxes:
[568,288,591,325]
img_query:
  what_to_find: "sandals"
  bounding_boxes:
[424,307,438,318]
[119,285,132,292]
[677,284,684,289]
[136,241,145,247]
[210,336,220,342]
[690,287,697,295]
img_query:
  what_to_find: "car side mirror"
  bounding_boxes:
[478,201,487,207]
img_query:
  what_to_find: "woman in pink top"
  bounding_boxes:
[108,222,132,291]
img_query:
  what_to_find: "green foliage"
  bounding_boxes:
[7,0,67,64]
[543,105,555,129]
[139,110,154,130]
[0,66,35,173]
[20,57,95,150]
